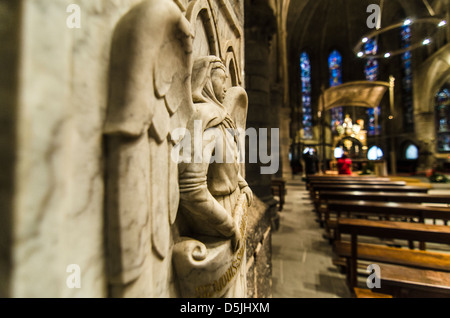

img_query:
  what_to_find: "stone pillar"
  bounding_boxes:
[244,0,277,298]
[279,107,292,179]
[271,84,283,179]
[244,1,277,204]
[415,112,437,171]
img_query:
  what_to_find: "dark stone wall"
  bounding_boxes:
[0,0,21,298]
[245,197,272,298]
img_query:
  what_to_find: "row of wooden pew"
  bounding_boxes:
[306,174,450,298]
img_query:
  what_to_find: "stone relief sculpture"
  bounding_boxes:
[173,56,253,298]
[103,0,194,296]
[103,0,249,298]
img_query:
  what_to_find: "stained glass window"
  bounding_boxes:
[367,107,380,136]
[364,38,381,135]
[405,144,419,160]
[367,146,384,160]
[329,50,342,87]
[435,87,450,153]
[328,50,343,130]
[300,52,313,139]
[334,147,344,159]
[364,38,378,81]
[401,25,414,130]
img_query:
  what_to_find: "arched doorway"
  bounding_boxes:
[336,136,363,159]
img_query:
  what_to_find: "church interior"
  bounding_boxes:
[1,0,450,300]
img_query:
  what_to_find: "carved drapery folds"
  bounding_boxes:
[104,0,193,288]
[174,56,252,297]
[103,0,248,298]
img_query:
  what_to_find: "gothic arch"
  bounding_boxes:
[224,43,241,86]
[186,0,220,57]
[414,44,450,114]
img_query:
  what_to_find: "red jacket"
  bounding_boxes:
[337,157,352,175]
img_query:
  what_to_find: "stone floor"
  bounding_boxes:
[271,176,352,298]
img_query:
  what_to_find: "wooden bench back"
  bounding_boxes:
[310,181,407,195]
[307,175,389,180]
[338,218,450,244]
[314,185,429,193]
[337,218,450,288]
[311,180,406,186]
[318,191,450,204]
[328,200,450,221]
[306,176,391,190]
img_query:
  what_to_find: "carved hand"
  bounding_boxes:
[231,225,241,253]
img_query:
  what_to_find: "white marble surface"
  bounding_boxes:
[10,0,245,298]
[12,0,147,298]
[174,195,248,298]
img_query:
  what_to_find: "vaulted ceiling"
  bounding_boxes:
[285,0,443,110]
[287,0,435,60]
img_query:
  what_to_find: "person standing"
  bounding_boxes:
[337,152,352,175]
[303,148,318,175]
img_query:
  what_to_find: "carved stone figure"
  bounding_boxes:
[173,56,253,298]
[343,114,353,128]
[102,0,249,298]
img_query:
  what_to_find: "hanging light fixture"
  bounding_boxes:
[354,0,447,59]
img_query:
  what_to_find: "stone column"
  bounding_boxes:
[415,112,437,171]
[244,0,277,298]
[244,1,277,205]
[279,107,292,179]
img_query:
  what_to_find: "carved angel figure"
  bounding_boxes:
[102,0,250,298]
[173,56,253,298]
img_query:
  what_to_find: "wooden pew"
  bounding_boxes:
[353,287,393,298]
[337,218,450,297]
[312,185,430,225]
[312,183,430,202]
[328,201,450,252]
[311,180,405,186]
[305,175,390,190]
[305,175,389,191]
[378,263,450,298]
[328,201,450,246]
[307,175,383,178]
[319,191,450,230]
[328,200,450,220]
[319,191,450,205]
[314,184,429,194]
[306,175,386,180]
[309,180,407,200]
[334,241,450,272]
